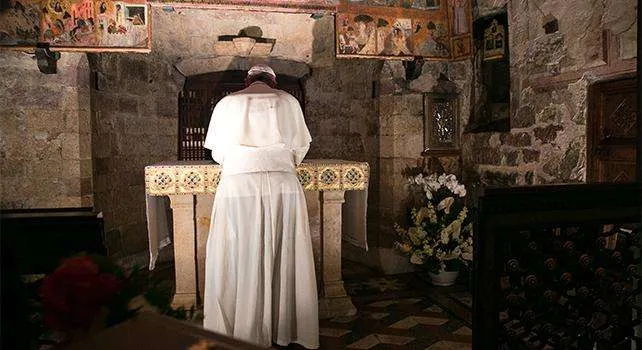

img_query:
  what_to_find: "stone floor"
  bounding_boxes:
[154,260,473,350]
[314,261,472,350]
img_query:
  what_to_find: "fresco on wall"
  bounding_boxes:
[346,0,441,9]
[0,0,150,51]
[148,0,337,11]
[336,0,471,60]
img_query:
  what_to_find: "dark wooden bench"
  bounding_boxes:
[473,183,642,349]
[1,207,105,275]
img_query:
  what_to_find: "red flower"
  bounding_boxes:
[39,256,123,331]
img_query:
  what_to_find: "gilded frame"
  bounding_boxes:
[424,92,460,151]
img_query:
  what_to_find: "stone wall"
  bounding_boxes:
[373,60,473,273]
[366,0,637,273]
[2,1,635,272]
[463,0,637,187]
[304,60,382,250]
[0,51,92,209]
[89,52,182,256]
[87,10,384,259]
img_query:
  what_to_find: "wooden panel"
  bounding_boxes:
[597,159,637,183]
[587,77,638,183]
[602,88,637,140]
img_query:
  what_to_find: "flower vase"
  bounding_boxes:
[427,268,460,286]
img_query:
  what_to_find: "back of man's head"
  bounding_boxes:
[246,64,277,88]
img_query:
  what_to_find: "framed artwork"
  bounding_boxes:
[468,11,510,133]
[336,0,471,60]
[158,0,338,12]
[345,0,441,9]
[0,0,151,52]
[424,93,460,150]
[483,18,505,61]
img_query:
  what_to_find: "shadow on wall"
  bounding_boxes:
[307,14,387,267]
[305,14,376,162]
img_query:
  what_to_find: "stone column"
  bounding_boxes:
[169,194,197,309]
[318,190,357,318]
[195,193,215,303]
[304,191,322,289]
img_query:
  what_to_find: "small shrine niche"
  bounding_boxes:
[483,19,505,61]
[468,11,510,132]
[422,74,462,177]
[424,93,460,151]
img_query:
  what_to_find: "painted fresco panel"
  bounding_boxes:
[0,0,150,51]
[336,0,471,60]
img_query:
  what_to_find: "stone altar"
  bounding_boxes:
[144,160,369,319]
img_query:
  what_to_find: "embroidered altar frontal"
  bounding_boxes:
[144,160,370,196]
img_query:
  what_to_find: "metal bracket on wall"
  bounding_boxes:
[34,44,61,74]
[403,56,425,81]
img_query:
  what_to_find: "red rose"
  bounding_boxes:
[39,256,123,330]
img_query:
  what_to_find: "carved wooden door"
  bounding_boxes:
[587,77,637,183]
[178,70,304,160]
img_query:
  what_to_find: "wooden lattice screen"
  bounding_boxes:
[474,183,642,349]
[178,70,305,161]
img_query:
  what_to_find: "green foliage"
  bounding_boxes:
[394,172,474,273]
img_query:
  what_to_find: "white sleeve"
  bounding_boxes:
[203,98,227,164]
[293,144,311,165]
[283,95,312,165]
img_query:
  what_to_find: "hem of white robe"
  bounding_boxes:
[274,339,319,349]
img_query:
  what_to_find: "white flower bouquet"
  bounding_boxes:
[394,172,473,273]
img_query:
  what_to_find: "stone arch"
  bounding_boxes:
[174,56,311,79]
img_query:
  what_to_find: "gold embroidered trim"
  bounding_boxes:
[145,161,369,196]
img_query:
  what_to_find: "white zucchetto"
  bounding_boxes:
[247,64,276,78]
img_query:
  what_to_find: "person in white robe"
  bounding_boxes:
[202,64,319,349]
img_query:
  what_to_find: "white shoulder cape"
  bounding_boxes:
[204,82,312,165]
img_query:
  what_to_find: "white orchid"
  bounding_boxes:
[396,171,473,270]
[437,197,455,214]
[425,187,433,200]
[414,174,425,186]
[445,174,457,184]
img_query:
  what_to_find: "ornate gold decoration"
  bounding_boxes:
[483,19,505,61]
[145,161,369,196]
[296,166,316,191]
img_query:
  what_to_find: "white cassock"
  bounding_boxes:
[202,81,319,349]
